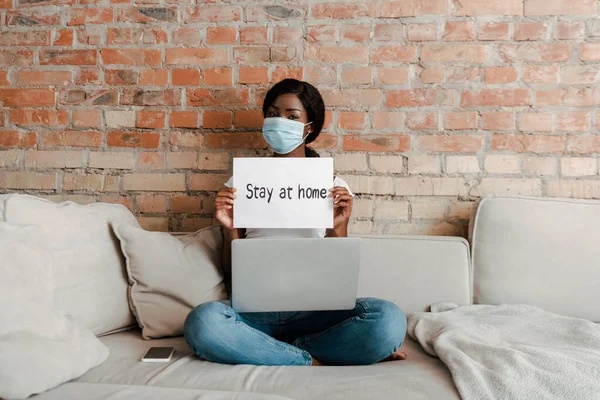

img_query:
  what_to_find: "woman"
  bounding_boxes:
[184,79,407,366]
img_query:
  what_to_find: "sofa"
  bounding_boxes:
[1,193,598,400]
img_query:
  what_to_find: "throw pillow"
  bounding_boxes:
[114,224,228,340]
[0,222,108,400]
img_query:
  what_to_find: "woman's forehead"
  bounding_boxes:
[270,93,306,112]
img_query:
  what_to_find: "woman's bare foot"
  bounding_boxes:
[311,357,323,366]
[381,350,407,362]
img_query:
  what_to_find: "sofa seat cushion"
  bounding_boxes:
[74,329,460,400]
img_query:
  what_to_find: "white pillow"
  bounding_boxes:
[3,194,139,336]
[0,223,108,400]
[114,224,228,339]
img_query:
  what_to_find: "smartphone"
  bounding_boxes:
[141,347,175,363]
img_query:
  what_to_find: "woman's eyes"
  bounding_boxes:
[288,115,299,120]
[267,111,278,117]
[266,111,299,120]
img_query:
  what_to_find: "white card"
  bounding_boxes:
[233,158,334,229]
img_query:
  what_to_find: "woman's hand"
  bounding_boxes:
[215,187,236,230]
[328,186,353,237]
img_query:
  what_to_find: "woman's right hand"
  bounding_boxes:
[215,187,236,230]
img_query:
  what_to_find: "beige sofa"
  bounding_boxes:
[2,194,599,400]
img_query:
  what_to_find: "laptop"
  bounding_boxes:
[231,238,362,313]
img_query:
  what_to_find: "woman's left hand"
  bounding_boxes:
[330,186,353,236]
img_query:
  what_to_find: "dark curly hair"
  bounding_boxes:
[262,79,325,157]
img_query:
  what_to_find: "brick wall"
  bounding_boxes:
[1,1,599,235]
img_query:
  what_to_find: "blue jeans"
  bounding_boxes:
[183,298,407,366]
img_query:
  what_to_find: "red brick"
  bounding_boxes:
[305,66,337,85]
[240,27,267,45]
[171,28,202,46]
[183,5,241,22]
[407,24,437,41]
[203,111,232,129]
[343,134,410,152]
[272,67,303,83]
[556,112,591,132]
[68,7,113,25]
[554,22,585,40]
[407,112,439,130]
[461,89,531,107]
[108,27,168,45]
[370,46,417,63]
[492,134,564,154]
[381,0,447,17]
[117,6,177,23]
[306,25,336,43]
[514,22,547,41]
[76,26,104,45]
[75,68,102,85]
[39,50,97,65]
[311,2,376,18]
[72,109,102,128]
[204,68,232,86]
[563,65,600,85]
[270,47,297,63]
[136,151,165,170]
[422,44,487,62]
[53,29,74,46]
[524,0,596,16]
[121,89,180,106]
[341,67,372,85]
[536,89,600,107]
[234,110,263,129]
[108,131,160,148]
[42,130,102,147]
[499,43,571,62]
[59,89,117,106]
[139,69,168,86]
[322,89,382,107]
[0,71,7,86]
[9,110,68,127]
[7,10,61,25]
[239,67,269,84]
[377,67,409,84]
[101,49,161,66]
[234,47,270,63]
[484,66,518,84]
[106,69,139,85]
[566,136,600,154]
[0,171,56,190]
[305,45,369,63]
[518,113,553,132]
[187,88,248,106]
[478,22,510,41]
[387,89,454,108]
[136,111,166,129]
[340,25,371,42]
[246,5,306,21]
[171,195,202,214]
[445,112,477,130]
[580,44,600,61]
[206,26,236,44]
[273,27,302,44]
[136,195,168,213]
[523,65,559,84]
[372,111,404,130]
[170,131,203,148]
[338,112,367,130]
[0,131,36,147]
[482,112,515,131]
[172,69,201,86]
[374,24,405,41]
[204,132,265,149]
[311,133,339,150]
[170,111,198,129]
[0,89,55,107]
[452,0,522,15]
[419,66,444,83]
[189,173,230,191]
[0,31,50,46]
[443,21,475,41]
[418,135,484,152]
[16,70,72,86]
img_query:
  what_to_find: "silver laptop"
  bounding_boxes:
[231,238,361,313]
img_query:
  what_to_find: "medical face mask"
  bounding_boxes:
[262,117,313,155]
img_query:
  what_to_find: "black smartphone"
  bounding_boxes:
[141,347,175,363]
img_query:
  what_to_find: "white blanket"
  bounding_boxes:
[408,303,600,400]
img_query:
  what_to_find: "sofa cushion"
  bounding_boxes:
[3,194,139,335]
[114,224,228,340]
[74,329,460,400]
[471,196,600,322]
[0,223,108,400]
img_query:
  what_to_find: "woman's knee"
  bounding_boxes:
[184,301,232,355]
[358,298,408,348]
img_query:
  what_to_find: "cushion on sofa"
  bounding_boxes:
[0,223,108,400]
[3,194,140,335]
[114,224,228,340]
[471,196,600,322]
